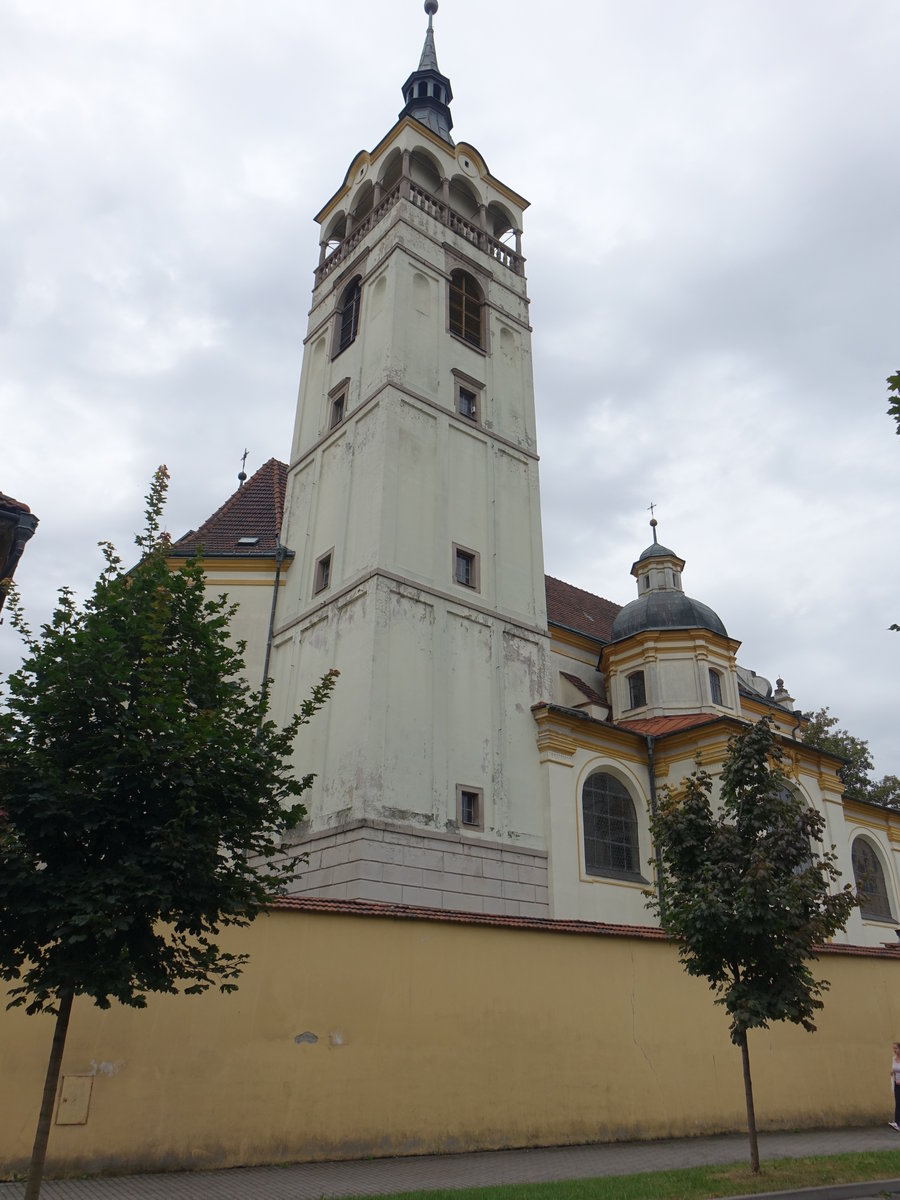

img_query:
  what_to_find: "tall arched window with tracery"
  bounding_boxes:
[336,276,361,355]
[448,269,483,348]
[852,837,894,920]
[582,771,643,880]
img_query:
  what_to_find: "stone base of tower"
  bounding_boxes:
[281,819,549,916]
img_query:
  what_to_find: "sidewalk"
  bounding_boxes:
[2,1126,899,1199]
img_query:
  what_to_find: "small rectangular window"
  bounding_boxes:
[314,551,333,595]
[458,386,477,420]
[457,785,484,831]
[709,668,723,705]
[330,393,345,428]
[453,544,479,591]
[627,670,646,709]
[452,371,484,425]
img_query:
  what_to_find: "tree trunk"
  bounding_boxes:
[25,990,73,1200]
[739,1028,760,1173]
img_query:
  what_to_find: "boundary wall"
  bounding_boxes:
[3,898,899,1178]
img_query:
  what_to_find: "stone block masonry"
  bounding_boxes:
[283,819,550,915]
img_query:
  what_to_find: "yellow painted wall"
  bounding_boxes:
[3,906,899,1178]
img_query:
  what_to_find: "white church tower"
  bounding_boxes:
[269,2,552,915]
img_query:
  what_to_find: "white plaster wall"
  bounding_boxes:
[542,745,657,925]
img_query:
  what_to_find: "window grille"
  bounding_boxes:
[852,838,894,920]
[449,271,483,348]
[582,772,640,879]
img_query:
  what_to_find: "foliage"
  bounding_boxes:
[648,717,856,1171]
[887,369,900,437]
[802,707,900,808]
[0,466,336,1016]
[649,717,855,1040]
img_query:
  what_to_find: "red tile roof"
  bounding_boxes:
[560,671,606,705]
[269,896,900,956]
[616,713,724,737]
[544,575,620,642]
[175,462,623,635]
[0,491,32,515]
[170,459,288,559]
[271,895,667,939]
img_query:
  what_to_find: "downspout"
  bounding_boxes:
[260,538,293,719]
[646,734,666,917]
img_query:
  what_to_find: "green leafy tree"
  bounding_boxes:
[887,369,900,436]
[648,718,856,1173]
[0,467,336,1200]
[802,707,900,808]
[888,371,900,631]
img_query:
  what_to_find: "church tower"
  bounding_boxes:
[269,3,552,915]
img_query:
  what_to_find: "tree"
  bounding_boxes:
[888,371,900,632]
[0,467,336,1200]
[802,707,900,808]
[887,369,900,437]
[648,717,856,1173]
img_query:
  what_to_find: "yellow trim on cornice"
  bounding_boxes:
[315,117,530,226]
[166,557,286,574]
[535,729,578,758]
[843,796,895,829]
[601,628,741,668]
[549,624,604,656]
[531,706,647,767]
[202,578,287,589]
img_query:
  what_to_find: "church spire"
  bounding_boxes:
[400,1,454,145]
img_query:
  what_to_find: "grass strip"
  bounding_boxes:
[346,1149,900,1200]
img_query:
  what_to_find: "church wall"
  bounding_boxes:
[4,904,898,1179]
[542,742,656,925]
[169,562,283,693]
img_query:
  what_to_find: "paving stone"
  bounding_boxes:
[3,1128,899,1200]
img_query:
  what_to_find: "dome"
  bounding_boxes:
[610,591,728,642]
[636,541,678,562]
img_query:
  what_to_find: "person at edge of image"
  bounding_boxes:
[890,1042,900,1131]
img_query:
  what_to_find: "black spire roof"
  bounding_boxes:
[399,1,454,144]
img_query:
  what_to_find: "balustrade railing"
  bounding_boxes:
[315,177,523,285]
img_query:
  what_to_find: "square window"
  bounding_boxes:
[314,551,333,595]
[453,544,479,591]
[330,393,345,428]
[457,785,484,831]
[452,371,483,424]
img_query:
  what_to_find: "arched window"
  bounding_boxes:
[709,668,723,705]
[336,276,361,354]
[449,270,483,348]
[582,772,642,880]
[627,670,646,710]
[852,838,894,921]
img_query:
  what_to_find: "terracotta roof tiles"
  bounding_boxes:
[544,575,620,643]
[269,896,900,956]
[0,492,32,515]
[559,671,606,706]
[170,459,288,559]
[615,713,724,737]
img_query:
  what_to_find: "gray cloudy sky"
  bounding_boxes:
[3,0,899,775]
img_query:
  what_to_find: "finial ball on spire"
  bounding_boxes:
[425,0,438,15]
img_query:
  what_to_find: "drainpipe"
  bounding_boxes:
[646,734,666,917]
[260,538,294,721]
